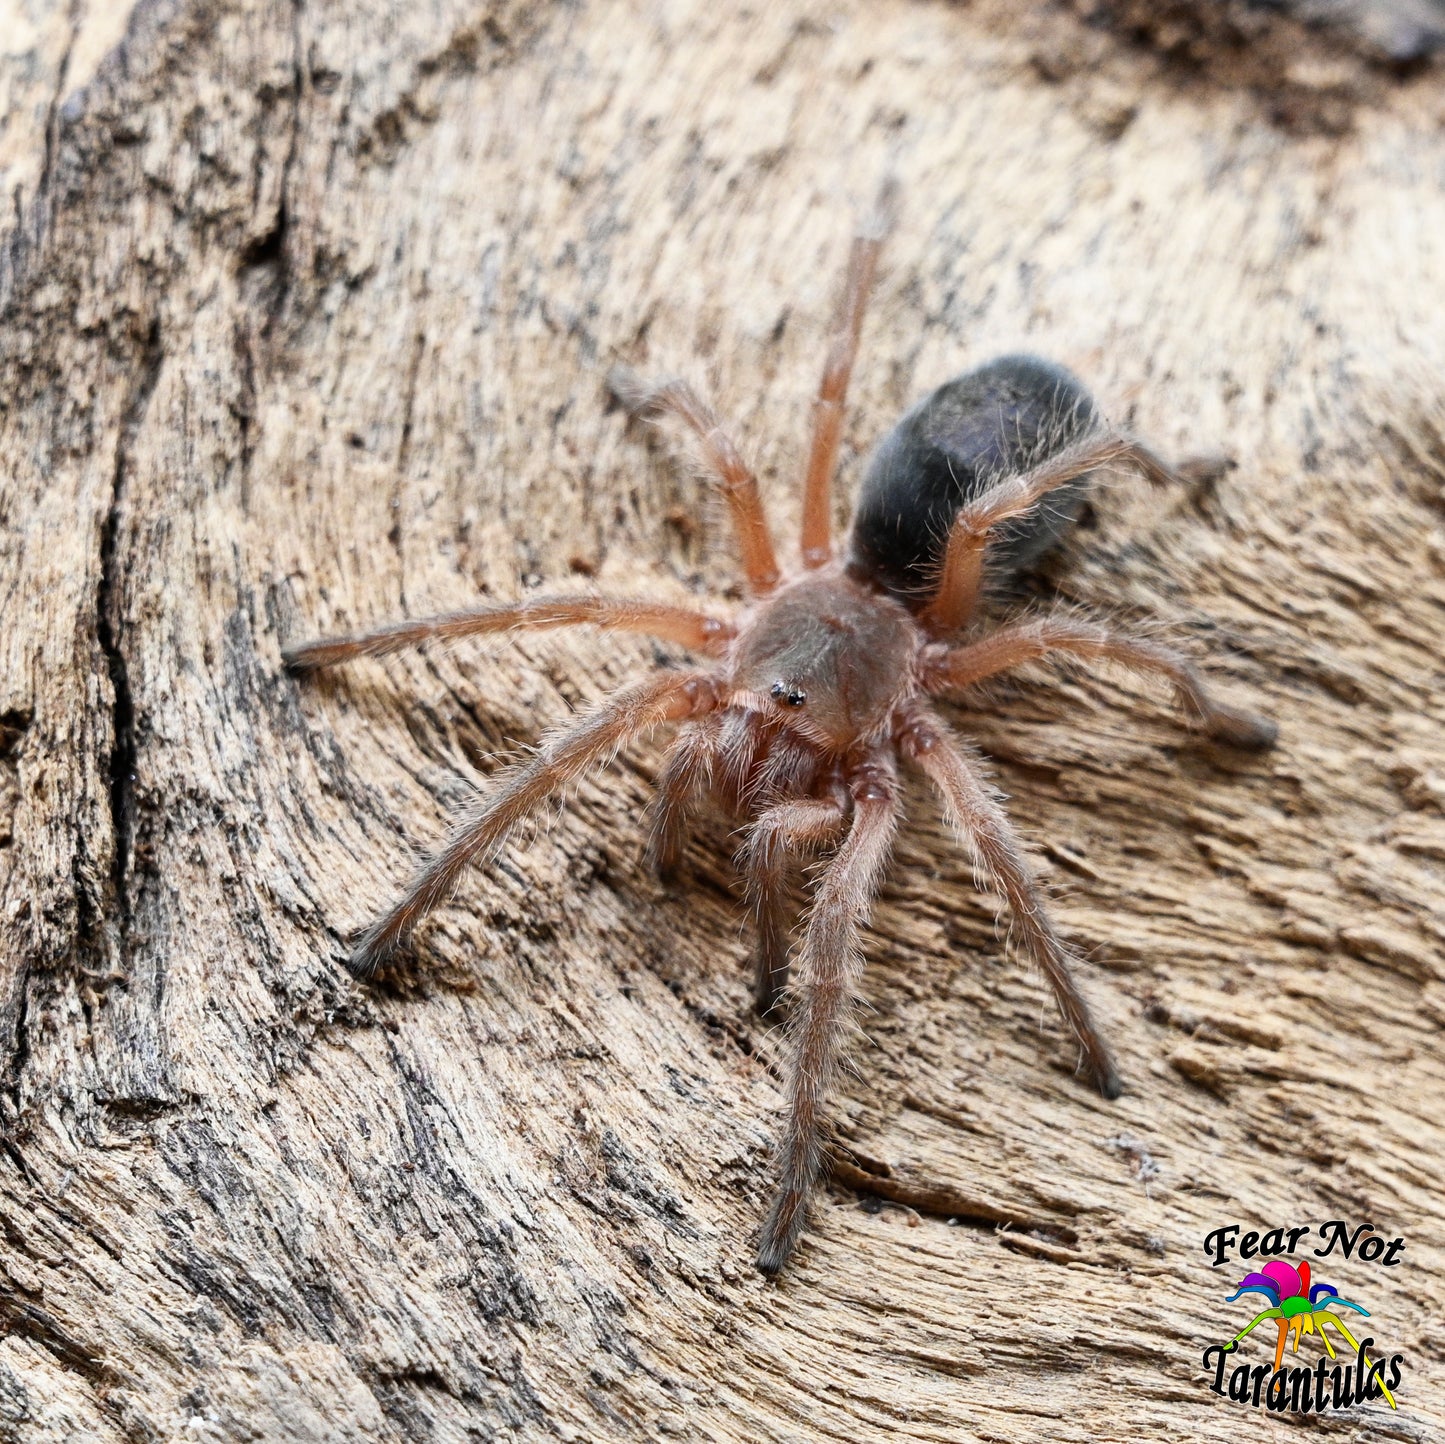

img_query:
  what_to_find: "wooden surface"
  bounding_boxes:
[2,1,1443,1439]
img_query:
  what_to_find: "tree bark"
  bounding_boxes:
[1,1,1442,1439]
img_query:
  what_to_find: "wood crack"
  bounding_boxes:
[91,319,164,981]
[830,1150,1080,1243]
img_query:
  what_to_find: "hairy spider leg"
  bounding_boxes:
[349,673,721,976]
[897,704,1121,1098]
[644,716,722,882]
[800,178,899,570]
[610,371,782,593]
[923,615,1277,748]
[733,733,836,1011]
[742,794,851,1017]
[919,432,1176,635]
[282,595,735,673]
[756,754,900,1274]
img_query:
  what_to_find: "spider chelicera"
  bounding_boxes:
[285,183,1276,1274]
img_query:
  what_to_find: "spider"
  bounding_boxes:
[284,184,1276,1275]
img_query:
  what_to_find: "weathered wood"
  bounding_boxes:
[1,0,1443,1438]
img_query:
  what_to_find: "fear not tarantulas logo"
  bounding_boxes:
[1199,1220,1405,1415]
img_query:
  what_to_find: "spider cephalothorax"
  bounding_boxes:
[285,184,1276,1273]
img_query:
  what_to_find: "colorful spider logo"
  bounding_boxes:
[1224,1258,1397,1409]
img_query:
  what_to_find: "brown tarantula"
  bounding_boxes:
[284,188,1276,1274]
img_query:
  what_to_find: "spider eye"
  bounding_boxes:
[770,680,786,699]
[784,688,807,708]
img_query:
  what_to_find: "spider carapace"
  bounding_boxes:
[285,184,1276,1275]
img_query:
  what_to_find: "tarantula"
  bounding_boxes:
[284,187,1276,1274]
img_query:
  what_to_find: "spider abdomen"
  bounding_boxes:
[847,354,1100,609]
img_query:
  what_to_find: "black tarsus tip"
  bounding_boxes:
[756,1189,808,1276]
[605,364,648,415]
[345,948,378,981]
[755,1248,786,1278]
[1174,451,1235,488]
[281,639,339,677]
[1238,714,1280,751]
[1208,709,1280,752]
[346,924,396,981]
[755,1224,795,1277]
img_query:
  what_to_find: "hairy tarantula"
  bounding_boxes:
[285,188,1276,1274]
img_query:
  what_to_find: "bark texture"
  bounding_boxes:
[1,1,1443,1439]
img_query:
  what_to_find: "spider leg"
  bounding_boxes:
[922,614,1277,749]
[741,793,850,1018]
[1315,1315,1397,1407]
[1272,1317,1289,1372]
[349,672,721,977]
[897,703,1121,1098]
[282,595,734,673]
[1318,1312,1361,1354]
[1229,1306,1283,1347]
[799,178,899,569]
[609,370,781,594]
[919,432,1176,636]
[644,715,721,883]
[756,754,899,1274]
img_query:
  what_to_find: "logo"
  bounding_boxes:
[1199,1221,1406,1415]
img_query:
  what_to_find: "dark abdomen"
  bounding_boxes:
[847,354,1099,609]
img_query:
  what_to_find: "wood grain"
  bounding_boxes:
[1,0,1442,1438]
